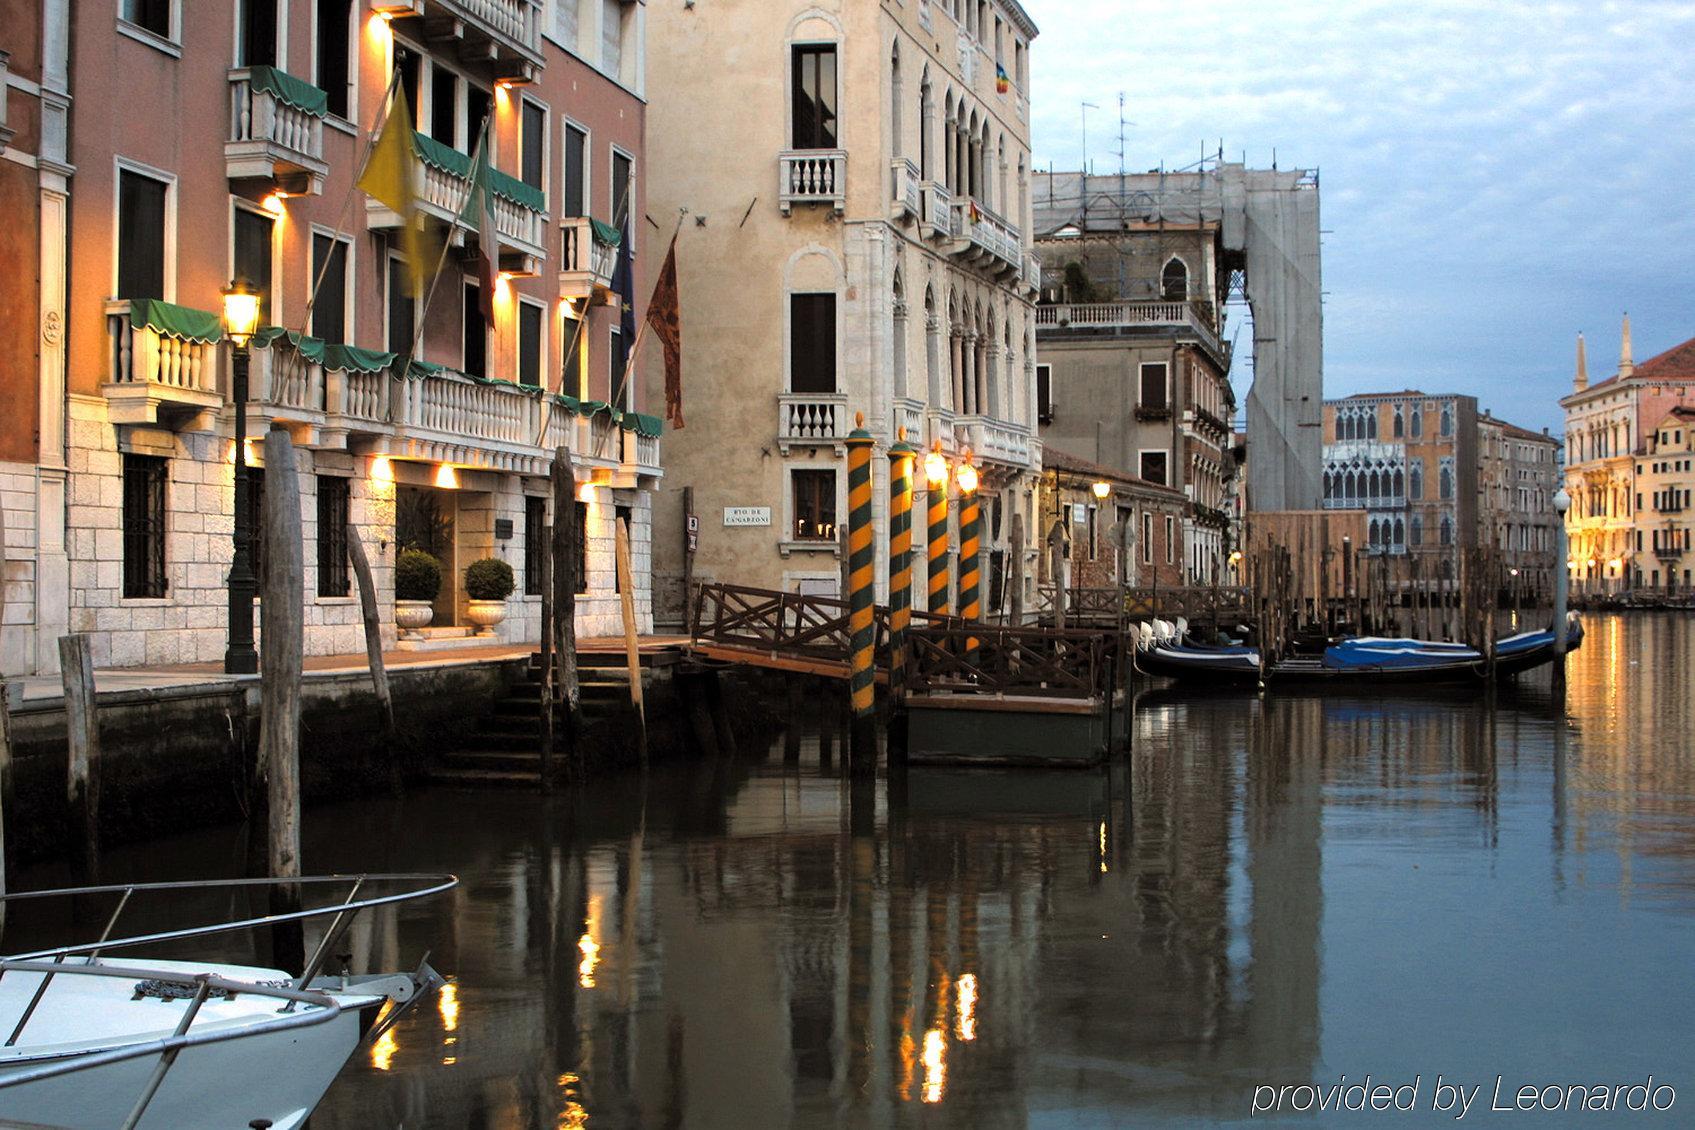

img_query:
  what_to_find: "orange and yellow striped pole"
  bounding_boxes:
[888,428,920,695]
[847,413,877,772]
[924,442,951,615]
[957,451,981,659]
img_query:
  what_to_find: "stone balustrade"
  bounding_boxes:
[891,157,921,221]
[779,150,847,214]
[102,300,224,426]
[778,392,849,450]
[225,68,327,195]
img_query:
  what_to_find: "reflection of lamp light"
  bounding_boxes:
[956,453,978,495]
[1091,480,1111,500]
[924,442,949,487]
[435,464,460,490]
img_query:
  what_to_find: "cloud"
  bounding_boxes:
[1020,0,1695,431]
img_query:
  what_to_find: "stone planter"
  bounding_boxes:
[395,599,435,639]
[466,598,508,636]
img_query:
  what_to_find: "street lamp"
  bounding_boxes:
[924,442,949,489]
[1091,480,1111,500]
[955,453,979,495]
[223,278,261,675]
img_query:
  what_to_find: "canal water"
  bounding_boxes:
[22,614,1695,1126]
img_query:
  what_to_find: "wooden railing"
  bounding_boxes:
[778,149,847,214]
[905,625,1108,700]
[692,582,961,671]
[1121,585,1250,620]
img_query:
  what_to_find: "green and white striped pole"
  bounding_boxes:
[847,413,877,773]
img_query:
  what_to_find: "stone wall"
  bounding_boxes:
[1,460,38,669]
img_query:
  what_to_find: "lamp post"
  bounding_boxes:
[223,279,262,675]
[1552,488,1570,664]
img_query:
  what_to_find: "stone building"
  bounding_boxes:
[1476,411,1560,591]
[0,0,663,675]
[1031,217,1235,583]
[644,0,1042,616]
[1635,406,1695,592]
[1561,321,1695,593]
[1037,448,1188,591]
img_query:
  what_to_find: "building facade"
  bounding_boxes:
[1031,221,1235,583]
[1476,411,1560,592]
[1561,323,1695,593]
[1,0,663,676]
[1038,448,1188,592]
[644,0,1042,618]
[1635,406,1694,592]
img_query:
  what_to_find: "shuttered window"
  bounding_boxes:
[316,476,350,597]
[122,455,167,599]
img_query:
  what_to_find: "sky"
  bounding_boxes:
[1019,0,1695,434]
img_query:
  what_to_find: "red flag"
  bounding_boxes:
[646,234,683,428]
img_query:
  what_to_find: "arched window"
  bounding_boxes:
[890,42,902,158]
[1393,468,1404,498]
[1367,411,1378,440]
[1394,517,1405,547]
[1161,258,1188,302]
[1410,462,1424,500]
[919,70,933,180]
[1440,465,1453,500]
[892,269,908,399]
[1324,470,1334,500]
[1393,408,1404,438]
[1411,410,1423,438]
[1410,515,1423,545]
[1440,515,1454,545]
[1440,407,1453,437]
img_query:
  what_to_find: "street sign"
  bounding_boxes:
[687,532,698,553]
[723,506,772,527]
[687,514,700,534]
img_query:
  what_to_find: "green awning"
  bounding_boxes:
[622,412,663,438]
[405,359,446,380]
[580,399,614,417]
[412,131,546,214]
[552,394,583,413]
[322,343,395,373]
[251,327,328,363]
[130,299,222,344]
[249,65,328,118]
[590,219,623,247]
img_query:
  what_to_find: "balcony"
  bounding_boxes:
[778,150,846,215]
[1022,251,1042,296]
[948,197,1021,276]
[618,415,664,485]
[226,67,328,196]
[366,132,548,270]
[778,392,849,453]
[921,182,954,242]
[892,397,926,447]
[384,0,543,80]
[1035,300,1228,365]
[558,217,618,301]
[953,415,1033,469]
[890,158,921,222]
[102,300,223,427]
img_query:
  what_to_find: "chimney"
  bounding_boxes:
[1620,313,1634,379]
[1573,332,1588,393]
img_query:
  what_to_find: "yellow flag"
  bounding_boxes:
[357,86,438,299]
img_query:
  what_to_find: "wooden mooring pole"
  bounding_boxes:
[550,448,580,779]
[615,516,648,771]
[539,522,554,790]
[1008,510,1025,627]
[58,634,100,882]
[260,426,304,973]
[0,671,11,931]
[345,521,395,745]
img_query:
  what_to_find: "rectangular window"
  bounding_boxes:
[600,0,624,75]
[315,0,352,118]
[386,254,414,353]
[245,467,266,585]
[1139,451,1168,486]
[1139,362,1168,409]
[1165,514,1176,564]
[575,500,589,593]
[1087,505,1098,561]
[233,207,275,325]
[561,307,585,397]
[392,44,421,124]
[792,45,839,149]
[792,469,837,541]
[461,280,485,377]
[310,234,348,344]
[564,123,588,217]
[430,66,458,146]
[122,454,167,599]
[238,0,277,66]
[1036,363,1053,423]
[122,0,171,38]
[524,495,546,596]
[1141,512,1153,565]
[316,476,350,597]
[611,149,633,226]
[118,169,168,301]
[521,100,546,191]
[465,85,492,152]
[613,503,632,593]
[610,326,625,404]
[789,293,837,393]
[1117,505,1134,581]
[517,299,544,387]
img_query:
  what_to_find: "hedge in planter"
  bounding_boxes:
[396,549,442,602]
[464,557,516,601]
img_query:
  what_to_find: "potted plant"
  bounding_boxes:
[463,557,515,636]
[394,549,441,638]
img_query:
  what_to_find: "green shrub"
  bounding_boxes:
[464,557,516,601]
[395,549,442,602]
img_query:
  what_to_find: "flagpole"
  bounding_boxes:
[593,208,686,461]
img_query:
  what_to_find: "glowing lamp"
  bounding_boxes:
[221,278,261,348]
[261,192,285,216]
[956,457,979,495]
[924,443,949,488]
[1091,480,1111,500]
[434,464,460,490]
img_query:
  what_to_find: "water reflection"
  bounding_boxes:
[13,615,1695,1127]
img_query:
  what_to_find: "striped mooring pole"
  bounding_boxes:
[846,413,877,773]
[888,428,920,694]
[925,441,951,615]
[957,452,982,658]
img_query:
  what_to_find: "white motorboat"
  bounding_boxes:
[0,873,456,1130]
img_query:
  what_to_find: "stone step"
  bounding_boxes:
[439,749,544,773]
[424,766,541,788]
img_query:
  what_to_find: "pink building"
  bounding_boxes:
[2,0,662,674]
